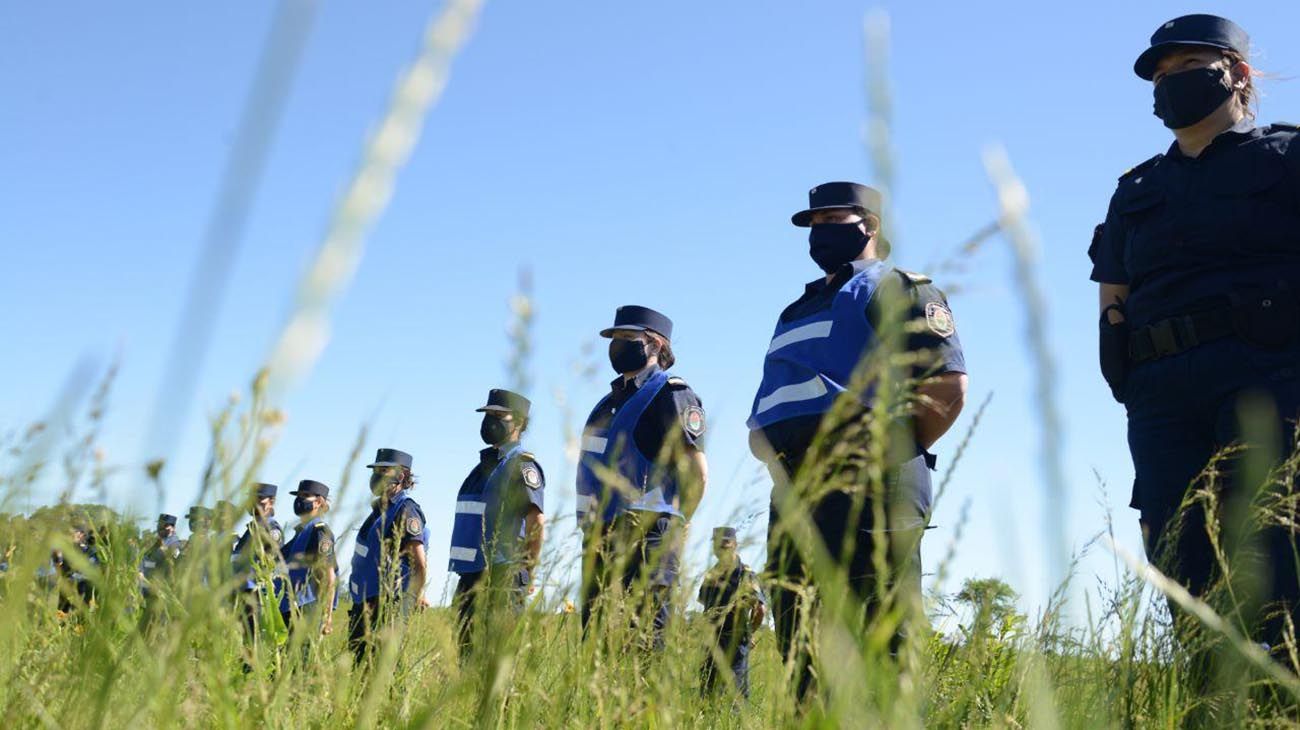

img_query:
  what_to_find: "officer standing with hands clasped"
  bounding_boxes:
[749,182,968,703]
[1090,14,1300,656]
[577,305,708,652]
[697,526,765,700]
[280,480,338,639]
[348,448,429,665]
[448,389,545,660]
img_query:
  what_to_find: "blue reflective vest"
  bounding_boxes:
[348,491,429,603]
[449,444,525,574]
[576,369,681,524]
[279,518,338,612]
[748,261,885,430]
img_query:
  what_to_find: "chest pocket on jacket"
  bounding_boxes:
[1118,186,1176,279]
[1212,153,1297,255]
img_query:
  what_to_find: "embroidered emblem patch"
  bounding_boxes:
[405,516,423,537]
[318,537,333,555]
[270,528,283,543]
[925,301,956,337]
[683,406,706,437]
[521,463,542,489]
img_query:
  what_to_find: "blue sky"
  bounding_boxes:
[3,1,1297,618]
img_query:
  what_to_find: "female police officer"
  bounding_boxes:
[448,389,545,659]
[279,480,337,639]
[1090,14,1300,651]
[577,305,708,651]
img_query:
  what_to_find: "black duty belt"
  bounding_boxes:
[1128,308,1235,364]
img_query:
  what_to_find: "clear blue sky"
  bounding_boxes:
[3,1,1297,617]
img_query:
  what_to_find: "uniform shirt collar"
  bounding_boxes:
[479,440,520,465]
[610,364,662,393]
[804,257,882,294]
[1166,118,1258,161]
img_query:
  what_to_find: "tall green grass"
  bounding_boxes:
[8,4,1300,729]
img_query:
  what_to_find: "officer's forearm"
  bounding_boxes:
[524,509,544,570]
[914,373,968,449]
[321,568,337,623]
[679,450,708,519]
[404,542,428,599]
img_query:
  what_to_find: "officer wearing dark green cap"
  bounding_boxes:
[449,389,546,659]
[1090,13,1300,657]
[697,526,764,699]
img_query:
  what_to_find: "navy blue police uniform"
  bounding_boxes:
[279,480,338,634]
[1090,14,1300,650]
[231,483,285,642]
[577,306,706,650]
[698,527,766,700]
[347,448,429,665]
[750,182,966,701]
[53,522,100,613]
[138,513,182,627]
[449,389,546,658]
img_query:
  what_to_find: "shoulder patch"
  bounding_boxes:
[683,405,706,438]
[1119,154,1162,181]
[897,269,932,285]
[317,534,334,556]
[405,514,424,537]
[925,301,956,337]
[521,462,543,489]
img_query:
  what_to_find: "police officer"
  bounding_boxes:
[697,526,765,700]
[139,513,182,587]
[577,305,708,651]
[449,389,546,659]
[177,505,216,587]
[280,480,338,638]
[348,448,429,665]
[231,483,285,643]
[138,513,182,626]
[749,182,968,702]
[1090,15,1300,653]
[52,520,100,614]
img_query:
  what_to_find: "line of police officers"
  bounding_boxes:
[53,10,1299,708]
[115,176,967,705]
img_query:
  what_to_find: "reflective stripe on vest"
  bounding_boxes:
[575,369,681,524]
[348,491,429,603]
[747,261,885,430]
[448,444,524,574]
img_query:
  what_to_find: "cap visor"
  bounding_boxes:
[791,205,867,227]
[475,405,514,413]
[1134,41,1232,80]
[366,461,404,468]
[599,324,650,338]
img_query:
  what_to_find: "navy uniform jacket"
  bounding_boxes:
[1089,121,1300,328]
[455,444,545,567]
[698,560,765,642]
[753,259,966,460]
[587,365,707,459]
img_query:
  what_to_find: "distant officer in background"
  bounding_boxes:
[178,505,215,587]
[1090,14,1300,655]
[280,480,338,639]
[577,305,708,652]
[139,513,182,587]
[348,448,429,665]
[138,513,182,627]
[749,182,968,703]
[231,483,285,643]
[698,526,765,700]
[52,520,99,614]
[449,389,546,660]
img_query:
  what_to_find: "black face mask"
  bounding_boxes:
[808,223,869,273]
[293,497,314,516]
[479,415,512,446]
[1153,65,1233,130]
[609,338,652,374]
